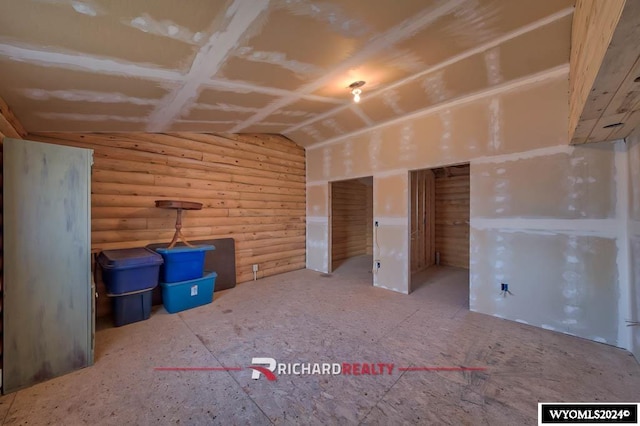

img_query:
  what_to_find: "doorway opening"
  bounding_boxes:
[330,177,373,280]
[409,164,470,296]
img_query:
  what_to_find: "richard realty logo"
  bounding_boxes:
[155,357,485,382]
[248,357,395,381]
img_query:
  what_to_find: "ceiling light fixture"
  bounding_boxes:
[348,81,365,103]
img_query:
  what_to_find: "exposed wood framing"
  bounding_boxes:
[411,169,436,273]
[570,0,640,144]
[27,132,306,284]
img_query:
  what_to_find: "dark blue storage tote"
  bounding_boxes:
[110,288,153,327]
[161,271,217,314]
[98,248,163,294]
[154,245,215,283]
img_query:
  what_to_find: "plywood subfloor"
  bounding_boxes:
[1,266,638,424]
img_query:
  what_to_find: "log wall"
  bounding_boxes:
[434,165,470,268]
[28,132,306,284]
[331,179,370,266]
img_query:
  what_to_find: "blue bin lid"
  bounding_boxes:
[155,244,215,254]
[98,248,163,269]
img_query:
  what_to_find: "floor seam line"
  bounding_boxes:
[1,393,18,425]
[358,367,410,425]
[178,314,275,425]
[374,307,422,345]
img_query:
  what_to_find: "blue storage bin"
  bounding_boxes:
[109,287,154,327]
[154,245,215,283]
[98,248,163,294]
[161,271,217,314]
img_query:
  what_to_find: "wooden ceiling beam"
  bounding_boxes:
[570,0,640,144]
[0,96,26,140]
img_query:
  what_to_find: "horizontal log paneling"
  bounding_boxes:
[331,179,371,268]
[28,132,306,290]
[435,166,470,269]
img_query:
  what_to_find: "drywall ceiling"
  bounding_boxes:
[0,0,574,147]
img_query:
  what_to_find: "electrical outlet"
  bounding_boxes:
[500,283,513,297]
[252,264,259,272]
[376,261,381,269]
[374,221,379,227]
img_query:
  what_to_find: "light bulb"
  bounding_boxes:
[352,88,361,103]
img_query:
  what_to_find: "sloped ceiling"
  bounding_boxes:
[0,0,574,147]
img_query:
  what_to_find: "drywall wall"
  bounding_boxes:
[306,74,571,289]
[628,131,640,361]
[307,75,571,183]
[331,179,369,267]
[435,166,470,268]
[306,180,329,273]
[305,69,635,349]
[28,132,306,286]
[373,173,409,293]
[471,142,621,345]
[0,100,25,385]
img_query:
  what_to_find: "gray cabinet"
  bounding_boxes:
[3,138,93,393]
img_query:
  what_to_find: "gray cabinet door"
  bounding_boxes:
[3,138,93,393]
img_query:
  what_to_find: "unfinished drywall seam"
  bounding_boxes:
[488,98,502,152]
[306,216,329,223]
[307,65,569,150]
[202,79,341,103]
[284,6,574,134]
[278,1,373,38]
[370,131,382,172]
[473,144,575,164]
[125,13,203,45]
[147,0,270,131]
[350,105,374,126]
[0,43,183,81]
[373,169,410,178]
[561,235,583,336]
[233,46,323,76]
[230,0,468,133]
[0,41,341,105]
[307,168,409,186]
[470,218,618,237]
[615,140,632,349]
[21,89,158,105]
[36,113,147,123]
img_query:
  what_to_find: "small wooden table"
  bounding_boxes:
[155,200,203,249]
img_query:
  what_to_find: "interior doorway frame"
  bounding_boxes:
[328,177,374,277]
[409,162,470,293]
